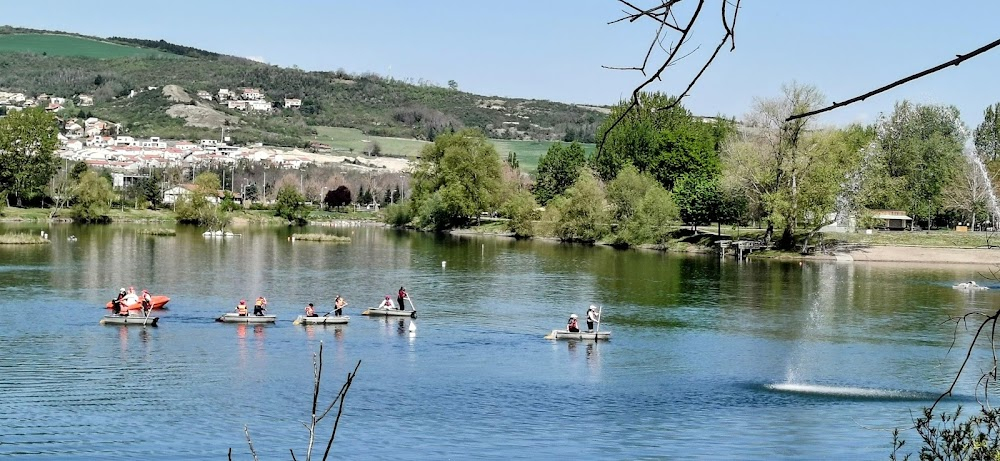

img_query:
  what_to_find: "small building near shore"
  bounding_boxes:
[870,209,912,230]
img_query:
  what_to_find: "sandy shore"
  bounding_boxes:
[843,245,1000,266]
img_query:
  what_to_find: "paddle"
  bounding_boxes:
[404,294,416,313]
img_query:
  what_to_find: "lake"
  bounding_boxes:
[0,223,993,460]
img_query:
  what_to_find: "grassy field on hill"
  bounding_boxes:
[491,140,597,172]
[0,34,171,58]
[311,127,429,158]
[311,126,596,172]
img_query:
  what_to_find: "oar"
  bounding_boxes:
[405,295,417,312]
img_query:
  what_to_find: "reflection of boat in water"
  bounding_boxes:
[100,315,159,326]
[362,307,416,318]
[545,330,610,341]
[293,315,349,325]
[105,295,170,310]
[953,281,989,291]
[216,313,277,323]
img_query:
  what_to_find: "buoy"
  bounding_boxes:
[408,320,416,332]
[441,261,446,268]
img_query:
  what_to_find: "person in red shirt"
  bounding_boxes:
[397,287,408,310]
[567,314,580,333]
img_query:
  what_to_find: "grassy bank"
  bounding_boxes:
[0,233,50,244]
[290,233,351,243]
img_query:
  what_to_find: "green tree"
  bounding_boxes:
[862,101,965,229]
[974,102,1000,163]
[533,142,587,205]
[593,92,728,189]
[673,173,720,229]
[69,161,89,181]
[275,184,308,225]
[552,169,610,243]
[620,185,678,245]
[410,129,503,230]
[70,170,113,223]
[448,80,458,91]
[500,189,539,238]
[175,172,228,227]
[0,108,60,207]
[607,164,678,245]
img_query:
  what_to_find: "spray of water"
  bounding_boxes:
[953,119,1000,222]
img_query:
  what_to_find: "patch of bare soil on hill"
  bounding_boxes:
[165,103,235,129]
[162,84,192,103]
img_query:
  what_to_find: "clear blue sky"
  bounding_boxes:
[6,1,1000,130]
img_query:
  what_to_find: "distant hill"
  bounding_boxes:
[0,26,605,151]
[0,28,173,58]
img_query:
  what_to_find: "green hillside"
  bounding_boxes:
[0,27,606,163]
[0,33,172,58]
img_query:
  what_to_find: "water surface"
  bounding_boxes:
[0,224,991,459]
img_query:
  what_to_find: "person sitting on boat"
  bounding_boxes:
[586,305,599,331]
[334,295,346,317]
[397,287,408,310]
[305,303,318,317]
[111,288,127,315]
[254,297,267,316]
[123,286,139,306]
[567,314,580,333]
[236,299,249,316]
[378,295,394,310]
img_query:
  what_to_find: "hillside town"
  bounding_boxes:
[0,88,410,177]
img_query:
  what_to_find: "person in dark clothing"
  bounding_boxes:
[397,287,408,310]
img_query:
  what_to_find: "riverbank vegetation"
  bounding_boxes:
[291,233,351,243]
[0,232,50,244]
[137,228,175,236]
[390,83,1000,258]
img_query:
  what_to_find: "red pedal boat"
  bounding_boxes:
[105,295,170,310]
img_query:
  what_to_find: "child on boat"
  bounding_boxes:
[567,314,580,332]
[236,300,248,316]
[305,303,318,317]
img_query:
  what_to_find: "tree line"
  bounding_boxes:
[391,84,996,252]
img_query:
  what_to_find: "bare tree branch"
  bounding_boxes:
[599,0,740,157]
[787,37,1000,121]
[933,309,1000,412]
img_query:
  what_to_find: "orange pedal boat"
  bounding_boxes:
[106,295,170,310]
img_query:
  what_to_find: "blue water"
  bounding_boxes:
[0,224,992,459]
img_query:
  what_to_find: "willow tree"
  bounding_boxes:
[70,170,114,223]
[409,129,502,230]
[722,83,827,248]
